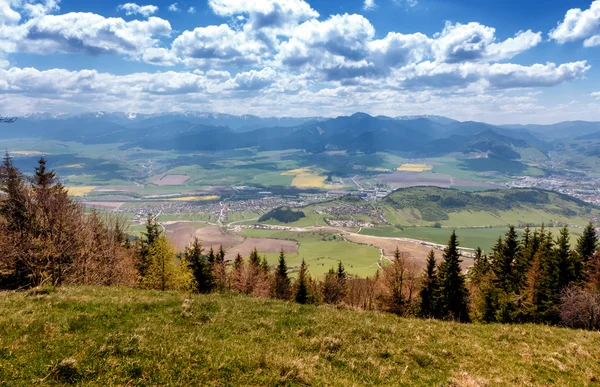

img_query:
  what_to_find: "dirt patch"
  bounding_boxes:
[226,238,298,261]
[151,174,190,186]
[94,185,141,192]
[344,233,473,270]
[193,226,244,252]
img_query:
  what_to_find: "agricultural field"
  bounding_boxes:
[65,186,97,197]
[281,167,339,189]
[2,286,600,386]
[396,163,432,172]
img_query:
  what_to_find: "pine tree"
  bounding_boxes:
[554,227,576,289]
[492,226,520,292]
[137,216,161,279]
[419,250,438,318]
[185,238,213,293]
[245,248,261,295]
[336,261,347,298]
[437,231,470,322]
[577,223,598,263]
[295,259,309,304]
[273,249,291,300]
[0,153,30,234]
[207,247,216,265]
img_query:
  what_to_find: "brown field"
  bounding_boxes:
[151,174,190,186]
[165,224,244,252]
[82,201,124,210]
[377,172,499,190]
[344,233,473,270]
[225,238,298,261]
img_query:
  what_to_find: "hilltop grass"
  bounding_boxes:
[1,286,599,386]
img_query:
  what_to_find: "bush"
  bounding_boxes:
[559,286,600,330]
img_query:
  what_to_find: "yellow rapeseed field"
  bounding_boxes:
[169,195,220,201]
[397,164,433,172]
[281,167,338,189]
[66,186,97,197]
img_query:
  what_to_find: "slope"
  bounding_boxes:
[1,286,598,386]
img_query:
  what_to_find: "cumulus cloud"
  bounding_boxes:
[363,0,376,11]
[227,67,277,90]
[1,12,171,59]
[592,91,600,99]
[550,0,600,46]
[188,6,195,14]
[118,3,158,18]
[172,24,269,67]
[208,0,319,32]
[0,1,22,24]
[433,22,541,64]
[168,3,179,12]
[394,61,589,90]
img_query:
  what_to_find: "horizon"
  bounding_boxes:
[1,0,600,124]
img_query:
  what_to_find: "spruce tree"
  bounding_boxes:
[0,153,30,234]
[138,216,161,279]
[273,249,291,299]
[207,247,216,264]
[492,226,520,292]
[185,238,213,293]
[295,259,309,304]
[554,227,576,289]
[419,250,438,318]
[437,231,470,322]
[577,223,598,263]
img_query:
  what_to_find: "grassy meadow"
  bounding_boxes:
[1,286,599,386]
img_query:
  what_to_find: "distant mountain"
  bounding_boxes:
[502,121,600,140]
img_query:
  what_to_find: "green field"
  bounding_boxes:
[239,229,381,278]
[359,226,585,252]
[2,286,600,386]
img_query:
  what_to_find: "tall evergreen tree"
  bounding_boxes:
[554,227,577,289]
[138,216,161,279]
[577,223,598,263]
[437,231,470,322]
[0,153,30,234]
[492,226,520,292]
[273,249,291,300]
[207,247,216,265]
[419,250,438,318]
[295,259,309,304]
[185,238,213,293]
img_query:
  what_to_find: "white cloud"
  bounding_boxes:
[188,6,195,14]
[0,1,22,24]
[592,91,600,99]
[363,0,376,11]
[1,13,171,59]
[226,67,277,90]
[550,0,600,46]
[171,24,269,67]
[168,3,179,12]
[433,22,541,64]
[118,3,158,18]
[22,0,60,18]
[208,0,319,32]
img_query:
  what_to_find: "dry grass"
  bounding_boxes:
[65,186,97,197]
[1,286,599,386]
[397,164,433,172]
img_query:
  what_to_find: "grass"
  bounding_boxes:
[239,229,381,278]
[1,286,599,386]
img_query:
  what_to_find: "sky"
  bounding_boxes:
[1,0,600,124]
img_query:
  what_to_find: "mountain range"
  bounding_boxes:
[4,111,600,163]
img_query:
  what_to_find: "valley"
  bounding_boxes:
[3,112,600,278]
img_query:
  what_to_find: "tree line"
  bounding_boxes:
[1,156,599,330]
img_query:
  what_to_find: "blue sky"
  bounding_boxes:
[1,0,600,123]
